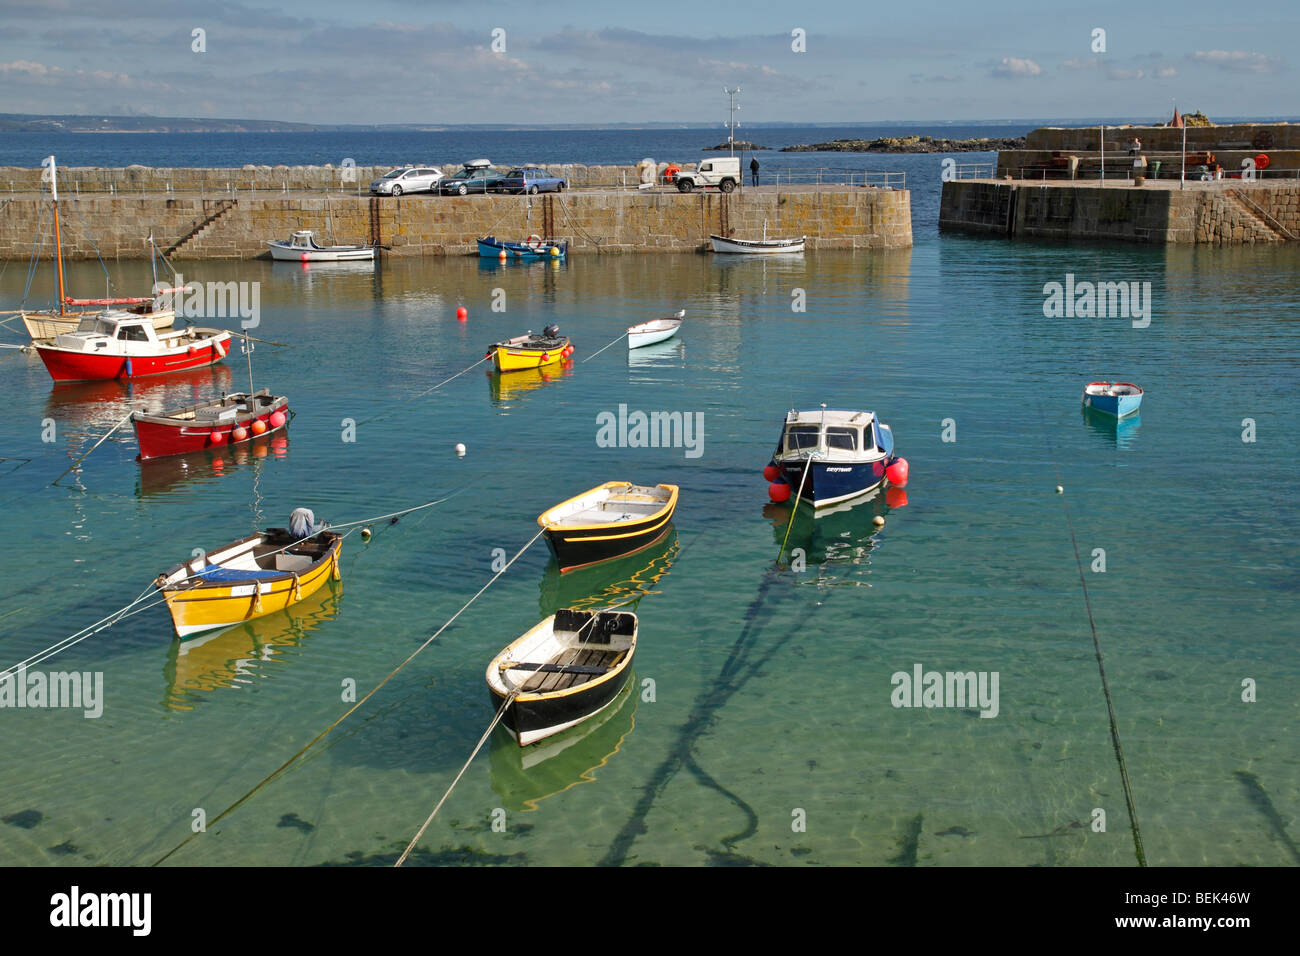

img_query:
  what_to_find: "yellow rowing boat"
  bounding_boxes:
[154,528,342,639]
[488,324,572,373]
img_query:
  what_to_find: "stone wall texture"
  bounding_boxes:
[0,185,912,259]
[939,181,1300,245]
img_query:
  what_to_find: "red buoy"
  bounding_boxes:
[763,464,780,482]
[269,411,286,429]
[769,481,792,503]
[231,425,249,443]
[209,429,226,445]
[1256,153,1271,170]
[251,419,267,435]
[456,306,468,322]
[541,352,550,362]
[885,457,909,487]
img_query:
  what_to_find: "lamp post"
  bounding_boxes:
[725,87,741,157]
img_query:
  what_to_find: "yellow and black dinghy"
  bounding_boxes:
[154,510,342,639]
[487,608,638,746]
[537,481,677,573]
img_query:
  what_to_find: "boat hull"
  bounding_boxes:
[36,335,230,383]
[776,459,887,508]
[539,483,678,573]
[157,532,342,639]
[1082,385,1143,417]
[627,315,683,349]
[491,337,571,372]
[709,234,805,254]
[477,236,569,259]
[132,394,289,460]
[266,242,374,262]
[487,609,638,746]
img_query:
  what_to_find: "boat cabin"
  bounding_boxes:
[777,409,893,461]
[285,230,322,249]
[54,311,162,350]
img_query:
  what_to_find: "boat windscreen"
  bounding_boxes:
[826,427,857,450]
[785,425,820,451]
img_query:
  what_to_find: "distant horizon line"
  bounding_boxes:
[3,111,1297,133]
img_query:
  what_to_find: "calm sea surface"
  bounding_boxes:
[0,135,1297,865]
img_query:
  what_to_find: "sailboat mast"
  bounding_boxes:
[47,156,66,316]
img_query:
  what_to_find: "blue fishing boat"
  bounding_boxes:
[478,235,569,260]
[764,407,908,509]
[1082,381,1144,417]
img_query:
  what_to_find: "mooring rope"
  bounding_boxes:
[357,356,489,426]
[1036,402,1146,866]
[777,454,815,560]
[50,410,138,486]
[580,330,629,364]
[153,526,547,866]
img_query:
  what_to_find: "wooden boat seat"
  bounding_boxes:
[518,647,625,693]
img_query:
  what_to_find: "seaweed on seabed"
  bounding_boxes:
[1234,771,1300,865]
[318,843,527,867]
[888,813,923,866]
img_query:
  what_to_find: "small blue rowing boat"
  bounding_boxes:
[478,235,569,260]
[1082,381,1144,417]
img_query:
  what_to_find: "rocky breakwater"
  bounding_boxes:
[782,136,1026,153]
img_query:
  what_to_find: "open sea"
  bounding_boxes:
[0,128,1297,867]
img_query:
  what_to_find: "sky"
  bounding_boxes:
[0,0,1295,126]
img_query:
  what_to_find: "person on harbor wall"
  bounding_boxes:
[1128,137,1142,157]
[750,157,760,186]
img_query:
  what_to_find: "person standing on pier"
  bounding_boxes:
[750,157,760,186]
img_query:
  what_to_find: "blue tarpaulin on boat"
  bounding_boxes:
[195,565,282,582]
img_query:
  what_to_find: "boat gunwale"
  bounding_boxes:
[487,610,638,704]
[157,530,342,593]
[537,481,679,534]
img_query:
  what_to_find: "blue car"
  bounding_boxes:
[497,166,566,195]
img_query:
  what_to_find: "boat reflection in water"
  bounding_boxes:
[488,677,637,812]
[136,432,289,498]
[45,364,234,436]
[538,527,678,618]
[627,339,685,371]
[1081,405,1141,450]
[161,578,342,711]
[486,358,573,406]
[763,485,908,584]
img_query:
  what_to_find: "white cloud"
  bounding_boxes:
[992,57,1042,78]
[1190,50,1280,73]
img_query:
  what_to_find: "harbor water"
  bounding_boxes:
[0,166,1297,865]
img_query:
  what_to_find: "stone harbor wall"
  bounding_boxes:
[939,181,1300,244]
[0,184,912,259]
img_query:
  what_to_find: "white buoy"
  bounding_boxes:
[873,515,885,527]
[360,527,372,540]
[455,443,466,458]
[1056,485,1064,494]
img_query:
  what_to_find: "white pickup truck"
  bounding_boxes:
[675,157,740,193]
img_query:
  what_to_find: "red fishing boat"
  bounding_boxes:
[34,311,230,383]
[132,388,291,460]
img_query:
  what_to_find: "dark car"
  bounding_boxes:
[437,160,507,195]
[496,166,566,195]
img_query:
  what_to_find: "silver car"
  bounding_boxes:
[369,166,444,196]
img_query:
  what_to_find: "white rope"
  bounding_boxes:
[580,330,629,364]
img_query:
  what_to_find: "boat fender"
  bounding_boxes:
[231,425,248,443]
[209,429,226,446]
[252,589,264,614]
[763,464,780,482]
[330,552,341,581]
[124,358,133,378]
[214,339,227,359]
[291,573,302,603]
[769,480,792,503]
[251,419,267,435]
[885,457,909,488]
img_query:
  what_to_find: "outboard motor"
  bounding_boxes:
[543,323,560,339]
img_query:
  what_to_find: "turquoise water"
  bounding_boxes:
[1,239,1297,866]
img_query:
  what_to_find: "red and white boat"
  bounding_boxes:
[35,311,230,383]
[131,388,290,460]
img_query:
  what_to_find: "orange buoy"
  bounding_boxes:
[231,425,248,443]
[251,419,267,435]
